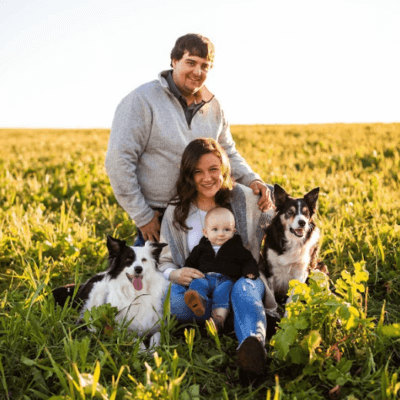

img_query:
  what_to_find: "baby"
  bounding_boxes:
[184,207,259,332]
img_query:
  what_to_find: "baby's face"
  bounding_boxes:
[203,212,236,246]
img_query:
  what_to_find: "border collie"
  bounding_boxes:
[263,184,324,309]
[54,236,168,348]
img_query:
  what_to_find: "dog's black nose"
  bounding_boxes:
[134,266,143,274]
[298,220,306,227]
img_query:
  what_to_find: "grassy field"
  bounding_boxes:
[1,124,400,399]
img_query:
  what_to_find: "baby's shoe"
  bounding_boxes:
[184,290,206,317]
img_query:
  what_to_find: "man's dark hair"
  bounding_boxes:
[170,33,215,67]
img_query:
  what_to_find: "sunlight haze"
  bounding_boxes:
[1,0,399,128]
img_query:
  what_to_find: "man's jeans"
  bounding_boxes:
[133,228,146,247]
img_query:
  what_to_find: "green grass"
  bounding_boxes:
[1,124,399,399]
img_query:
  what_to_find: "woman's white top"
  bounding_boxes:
[186,208,207,252]
[162,207,207,280]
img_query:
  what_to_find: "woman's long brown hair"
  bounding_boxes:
[172,138,234,231]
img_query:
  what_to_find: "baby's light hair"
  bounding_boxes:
[204,207,235,227]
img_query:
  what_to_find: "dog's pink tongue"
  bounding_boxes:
[133,276,143,291]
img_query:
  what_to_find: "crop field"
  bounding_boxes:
[1,124,400,399]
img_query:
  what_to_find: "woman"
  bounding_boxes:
[158,138,278,377]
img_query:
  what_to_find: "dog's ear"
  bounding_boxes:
[273,184,288,208]
[304,187,320,213]
[106,235,126,258]
[148,242,168,264]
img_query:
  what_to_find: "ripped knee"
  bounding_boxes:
[231,278,259,301]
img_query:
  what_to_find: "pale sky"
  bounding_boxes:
[1,0,399,128]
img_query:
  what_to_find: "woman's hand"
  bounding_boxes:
[169,267,205,286]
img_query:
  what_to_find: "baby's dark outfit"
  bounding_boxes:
[185,234,259,310]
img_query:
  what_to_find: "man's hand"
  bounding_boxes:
[250,181,273,211]
[139,211,160,242]
[169,267,205,287]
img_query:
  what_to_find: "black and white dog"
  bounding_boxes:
[53,236,168,348]
[263,184,324,309]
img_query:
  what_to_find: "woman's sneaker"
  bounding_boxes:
[237,336,267,376]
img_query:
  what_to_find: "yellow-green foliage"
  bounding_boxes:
[1,124,400,399]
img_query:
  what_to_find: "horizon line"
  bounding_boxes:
[1,121,400,130]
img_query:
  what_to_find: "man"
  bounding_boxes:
[105,33,271,244]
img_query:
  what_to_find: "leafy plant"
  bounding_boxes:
[271,263,374,364]
[271,263,400,397]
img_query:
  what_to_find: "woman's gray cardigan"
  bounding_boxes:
[159,183,278,314]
